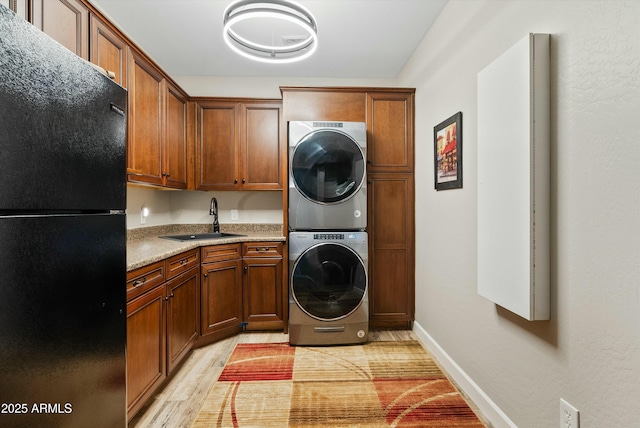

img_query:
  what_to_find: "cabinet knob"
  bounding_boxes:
[203,273,208,278]
[234,179,238,184]
[242,178,246,184]
[244,266,248,271]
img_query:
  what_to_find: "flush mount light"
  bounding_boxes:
[223,0,318,64]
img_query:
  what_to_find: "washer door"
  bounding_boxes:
[291,130,365,204]
[292,242,367,321]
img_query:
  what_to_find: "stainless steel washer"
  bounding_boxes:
[288,121,367,231]
[289,231,368,345]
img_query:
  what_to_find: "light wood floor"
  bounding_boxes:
[129,329,418,428]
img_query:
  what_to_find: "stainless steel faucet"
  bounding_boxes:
[209,197,220,233]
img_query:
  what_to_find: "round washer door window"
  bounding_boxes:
[291,130,365,204]
[292,243,367,321]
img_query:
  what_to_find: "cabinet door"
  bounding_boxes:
[32,0,88,59]
[127,50,164,185]
[163,82,189,189]
[126,284,166,420]
[0,0,28,19]
[367,173,415,328]
[89,13,128,88]
[243,257,283,328]
[166,266,199,374]
[366,92,414,172]
[201,259,243,338]
[241,102,283,189]
[196,102,240,190]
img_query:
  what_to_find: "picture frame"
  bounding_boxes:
[434,111,463,190]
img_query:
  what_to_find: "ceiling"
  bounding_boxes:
[90,0,448,79]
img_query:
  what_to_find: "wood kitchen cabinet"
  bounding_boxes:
[162,81,189,189]
[365,90,415,328]
[165,251,200,373]
[200,244,244,343]
[366,91,414,172]
[32,0,88,59]
[195,99,283,191]
[127,49,164,186]
[89,13,128,88]
[367,173,415,328]
[242,242,284,330]
[126,279,166,421]
[126,249,199,421]
[127,50,190,189]
[1,0,28,19]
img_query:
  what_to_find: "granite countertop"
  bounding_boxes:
[127,224,285,271]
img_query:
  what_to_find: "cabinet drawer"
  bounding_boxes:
[127,260,166,301]
[166,249,199,279]
[242,242,282,258]
[201,243,242,264]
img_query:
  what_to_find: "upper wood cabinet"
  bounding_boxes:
[242,102,283,189]
[127,63,189,189]
[89,13,128,88]
[127,49,164,186]
[1,0,28,20]
[195,99,283,191]
[32,0,88,59]
[163,82,189,189]
[195,101,238,190]
[280,87,366,122]
[366,91,414,172]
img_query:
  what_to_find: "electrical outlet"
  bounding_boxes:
[560,399,580,428]
[231,209,239,221]
[140,206,149,225]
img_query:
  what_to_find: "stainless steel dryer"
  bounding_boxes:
[288,121,367,231]
[289,231,368,345]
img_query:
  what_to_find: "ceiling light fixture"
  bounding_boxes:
[223,0,318,64]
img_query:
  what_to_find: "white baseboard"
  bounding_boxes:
[412,321,517,428]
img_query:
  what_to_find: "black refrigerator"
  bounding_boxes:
[0,5,127,428]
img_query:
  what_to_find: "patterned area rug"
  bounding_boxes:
[192,341,485,427]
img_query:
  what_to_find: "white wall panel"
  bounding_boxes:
[477,33,550,321]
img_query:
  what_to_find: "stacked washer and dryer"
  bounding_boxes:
[288,121,369,345]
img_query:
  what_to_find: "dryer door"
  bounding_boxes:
[291,130,365,205]
[292,242,367,321]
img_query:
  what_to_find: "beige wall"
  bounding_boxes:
[398,1,640,427]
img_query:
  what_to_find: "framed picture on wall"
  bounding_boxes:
[434,111,463,190]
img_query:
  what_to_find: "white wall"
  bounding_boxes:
[398,1,640,427]
[126,186,284,229]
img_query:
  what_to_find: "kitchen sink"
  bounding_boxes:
[159,232,246,242]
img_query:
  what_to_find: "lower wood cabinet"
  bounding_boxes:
[242,242,283,330]
[126,281,166,421]
[367,173,415,328]
[126,249,199,421]
[126,240,284,418]
[166,264,200,373]
[200,245,244,342]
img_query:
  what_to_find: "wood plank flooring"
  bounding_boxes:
[129,330,417,428]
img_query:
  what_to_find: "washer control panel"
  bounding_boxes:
[312,232,366,245]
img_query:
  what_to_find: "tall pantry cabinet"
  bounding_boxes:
[366,92,415,328]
